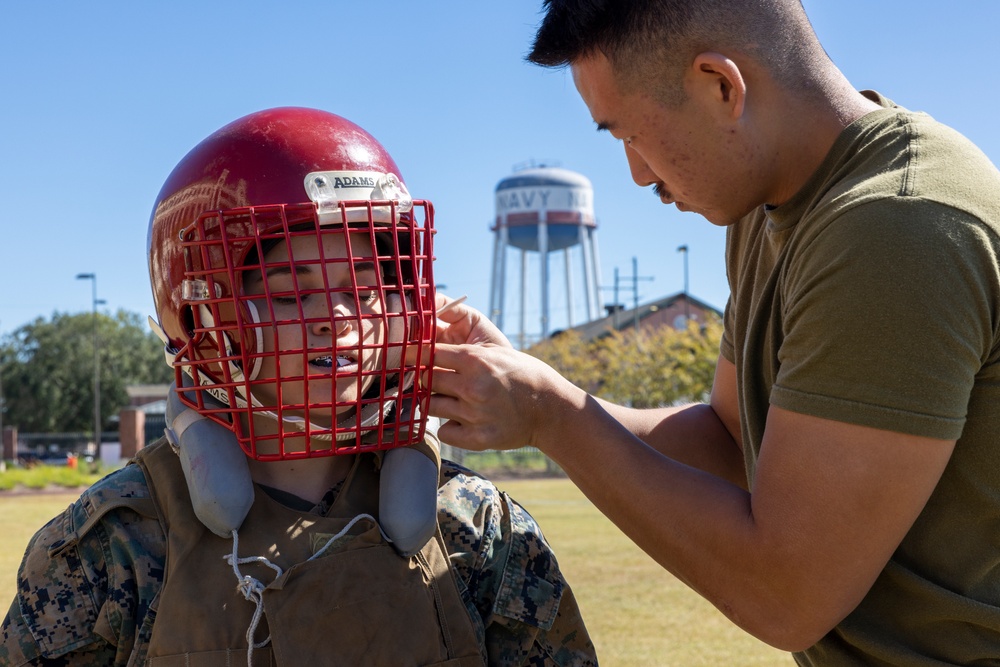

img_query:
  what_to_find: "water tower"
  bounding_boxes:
[489,166,602,348]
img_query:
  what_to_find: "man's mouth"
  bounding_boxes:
[653,182,674,205]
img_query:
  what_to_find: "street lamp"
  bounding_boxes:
[676,245,690,323]
[76,273,104,452]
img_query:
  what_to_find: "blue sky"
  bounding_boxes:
[2,1,997,342]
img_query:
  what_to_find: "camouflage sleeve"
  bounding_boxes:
[0,465,164,667]
[438,462,598,666]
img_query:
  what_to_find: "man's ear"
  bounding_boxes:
[690,52,746,120]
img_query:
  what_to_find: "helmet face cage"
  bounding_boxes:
[173,198,436,461]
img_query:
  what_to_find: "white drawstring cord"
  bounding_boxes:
[226,529,282,667]
[224,514,392,667]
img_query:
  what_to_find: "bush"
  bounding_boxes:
[529,318,723,408]
[0,462,111,491]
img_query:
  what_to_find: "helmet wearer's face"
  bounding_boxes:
[242,228,387,439]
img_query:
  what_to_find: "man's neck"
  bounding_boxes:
[763,85,882,207]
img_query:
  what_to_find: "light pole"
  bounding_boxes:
[76,273,104,452]
[677,245,690,323]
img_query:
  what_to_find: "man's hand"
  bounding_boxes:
[425,297,585,451]
[433,294,513,347]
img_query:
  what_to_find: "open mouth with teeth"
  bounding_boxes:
[309,354,357,370]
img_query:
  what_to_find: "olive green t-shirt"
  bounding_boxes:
[721,92,1000,665]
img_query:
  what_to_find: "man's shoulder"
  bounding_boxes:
[838,106,1000,228]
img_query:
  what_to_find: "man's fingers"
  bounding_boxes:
[435,294,468,323]
[434,293,471,329]
[437,419,475,450]
[404,342,472,373]
[432,295,512,348]
[432,405,498,452]
[405,341,435,367]
[431,343,477,373]
[426,392,492,451]
[426,363,464,400]
[426,392,464,423]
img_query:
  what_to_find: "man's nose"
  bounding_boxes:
[625,143,657,187]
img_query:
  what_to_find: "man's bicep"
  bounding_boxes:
[752,405,955,633]
[710,353,742,450]
[618,352,745,487]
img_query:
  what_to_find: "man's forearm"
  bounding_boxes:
[592,397,747,488]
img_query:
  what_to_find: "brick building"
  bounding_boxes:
[558,291,722,341]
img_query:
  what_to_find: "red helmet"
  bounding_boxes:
[148,107,436,461]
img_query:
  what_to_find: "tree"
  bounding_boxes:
[526,329,604,395]
[528,316,722,408]
[0,310,173,433]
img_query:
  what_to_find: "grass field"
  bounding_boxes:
[0,479,792,666]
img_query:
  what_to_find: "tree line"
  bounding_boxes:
[0,311,173,434]
[528,316,722,408]
[0,309,723,435]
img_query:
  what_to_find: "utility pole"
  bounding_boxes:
[677,245,691,323]
[628,257,655,333]
[612,267,620,330]
[601,258,654,333]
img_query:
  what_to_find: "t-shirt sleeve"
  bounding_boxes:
[772,199,996,440]
[720,296,736,364]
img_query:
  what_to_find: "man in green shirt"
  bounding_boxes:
[425,1,1000,664]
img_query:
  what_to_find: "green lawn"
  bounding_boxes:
[0,479,791,666]
[498,478,790,666]
[1,493,80,614]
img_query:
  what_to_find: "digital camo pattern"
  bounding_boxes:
[438,464,597,666]
[1,459,596,666]
[1,464,163,666]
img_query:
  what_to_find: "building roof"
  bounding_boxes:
[554,292,723,342]
[126,384,170,399]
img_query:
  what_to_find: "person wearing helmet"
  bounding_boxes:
[0,107,597,666]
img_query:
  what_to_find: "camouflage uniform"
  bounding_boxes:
[0,449,597,666]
